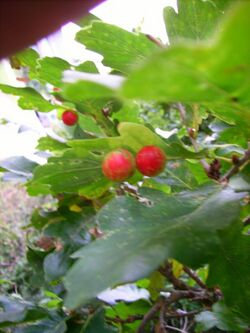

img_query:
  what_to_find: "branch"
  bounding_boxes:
[137,290,211,333]
[243,216,250,227]
[107,315,143,324]
[165,309,201,318]
[165,325,188,333]
[159,261,189,290]
[159,302,168,333]
[137,302,161,333]
[221,145,250,181]
[183,266,207,289]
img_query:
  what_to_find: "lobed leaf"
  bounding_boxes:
[64,185,244,308]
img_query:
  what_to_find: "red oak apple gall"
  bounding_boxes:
[136,145,167,176]
[62,110,78,126]
[102,149,135,182]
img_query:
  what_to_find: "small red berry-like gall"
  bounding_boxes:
[62,110,78,126]
[102,149,135,182]
[136,145,167,177]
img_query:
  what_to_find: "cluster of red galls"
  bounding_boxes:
[102,146,167,181]
[61,110,167,181]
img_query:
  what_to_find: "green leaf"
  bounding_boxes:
[160,160,206,191]
[76,13,100,28]
[106,300,150,321]
[69,122,206,159]
[208,224,250,323]
[195,301,248,332]
[0,296,47,328]
[37,57,70,87]
[0,84,54,112]
[62,80,114,102]
[164,0,233,43]
[26,248,47,288]
[28,123,204,198]
[112,101,141,124]
[44,249,73,283]
[84,309,117,333]
[76,22,158,73]
[12,48,39,76]
[75,61,99,73]
[13,316,67,333]
[121,2,250,133]
[43,207,94,246]
[64,185,244,308]
[78,113,104,136]
[29,151,112,199]
[36,137,68,153]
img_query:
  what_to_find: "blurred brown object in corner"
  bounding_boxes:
[0,0,103,59]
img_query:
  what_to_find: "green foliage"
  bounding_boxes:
[76,21,158,73]
[164,0,233,42]
[0,85,54,112]
[121,2,250,136]
[37,57,70,88]
[65,186,243,308]
[0,1,250,332]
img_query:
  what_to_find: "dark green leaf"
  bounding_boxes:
[84,308,117,333]
[13,316,67,333]
[26,248,48,288]
[44,249,73,282]
[64,186,244,308]
[29,151,112,199]
[28,123,204,198]
[208,224,250,323]
[44,208,93,247]
[76,22,158,73]
[0,296,47,328]
[0,84,54,112]
[195,301,248,331]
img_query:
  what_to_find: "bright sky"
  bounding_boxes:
[0,0,177,161]
[92,0,177,43]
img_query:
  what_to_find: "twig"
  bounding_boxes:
[137,302,161,333]
[243,216,250,227]
[165,309,201,318]
[107,315,143,324]
[159,261,189,290]
[175,103,210,174]
[221,145,250,181]
[165,324,188,333]
[137,290,211,333]
[183,266,207,289]
[159,302,167,333]
[145,34,165,48]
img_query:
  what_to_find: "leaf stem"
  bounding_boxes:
[175,103,210,174]
[220,144,250,181]
[145,34,165,48]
